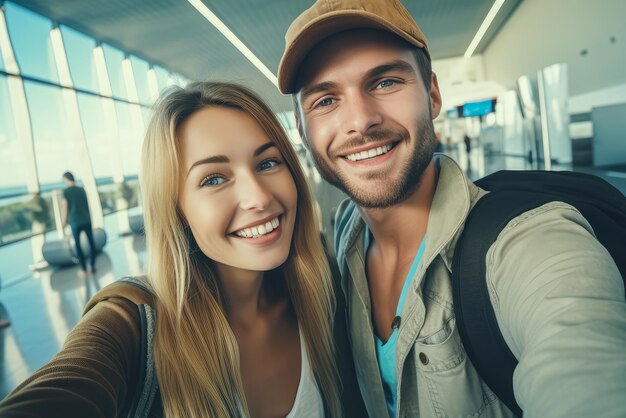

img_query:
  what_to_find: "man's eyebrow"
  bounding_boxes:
[300,81,338,103]
[186,142,276,178]
[365,60,415,80]
[300,60,415,103]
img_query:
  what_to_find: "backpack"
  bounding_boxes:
[451,170,626,417]
[84,276,162,418]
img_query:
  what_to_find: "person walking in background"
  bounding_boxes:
[464,134,473,173]
[464,134,472,155]
[61,171,97,276]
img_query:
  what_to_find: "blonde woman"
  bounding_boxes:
[0,82,364,417]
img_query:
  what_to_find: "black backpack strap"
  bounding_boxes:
[452,191,554,417]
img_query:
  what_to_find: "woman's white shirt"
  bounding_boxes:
[285,326,325,418]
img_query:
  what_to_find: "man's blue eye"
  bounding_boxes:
[377,79,396,89]
[258,159,279,171]
[318,98,334,107]
[201,176,226,187]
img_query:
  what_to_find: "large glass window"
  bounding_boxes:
[153,66,171,93]
[102,43,127,100]
[0,2,180,249]
[168,73,187,88]
[0,75,28,191]
[115,101,142,177]
[23,80,76,186]
[4,2,58,83]
[0,37,5,69]
[0,75,45,245]
[142,107,153,130]
[61,26,98,94]
[130,56,151,106]
[76,93,112,180]
[76,92,120,214]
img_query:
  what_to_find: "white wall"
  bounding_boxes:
[432,54,508,116]
[569,82,626,114]
[483,0,626,97]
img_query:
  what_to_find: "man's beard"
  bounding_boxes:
[310,114,436,208]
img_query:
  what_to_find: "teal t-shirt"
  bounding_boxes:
[63,185,91,226]
[365,228,426,418]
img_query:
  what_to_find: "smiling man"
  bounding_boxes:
[278,1,626,417]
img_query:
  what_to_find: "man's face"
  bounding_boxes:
[295,29,441,208]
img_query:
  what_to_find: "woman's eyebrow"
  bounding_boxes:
[254,142,276,156]
[186,142,276,178]
[186,155,229,178]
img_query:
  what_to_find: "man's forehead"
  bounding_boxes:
[295,29,416,92]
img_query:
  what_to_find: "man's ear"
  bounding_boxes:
[429,72,442,119]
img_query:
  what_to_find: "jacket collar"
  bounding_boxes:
[423,154,480,272]
[340,155,483,274]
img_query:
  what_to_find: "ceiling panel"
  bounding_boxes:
[10,0,522,111]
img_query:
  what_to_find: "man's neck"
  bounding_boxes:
[359,160,437,259]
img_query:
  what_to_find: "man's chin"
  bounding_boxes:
[341,179,416,208]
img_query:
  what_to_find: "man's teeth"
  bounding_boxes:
[345,144,392,162]
[235,217,280,238]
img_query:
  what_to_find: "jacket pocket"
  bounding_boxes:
[414,319,496,418]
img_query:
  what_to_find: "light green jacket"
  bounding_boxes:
[334,155,625,418]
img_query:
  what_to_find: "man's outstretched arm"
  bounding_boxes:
[487,201,626,417]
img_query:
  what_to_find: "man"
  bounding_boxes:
[278,1,626,417]
[61,172,97,275]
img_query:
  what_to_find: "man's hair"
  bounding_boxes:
[63,172,75,182]
[413,47,432,92]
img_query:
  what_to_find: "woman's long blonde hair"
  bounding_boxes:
[141,81,340,417]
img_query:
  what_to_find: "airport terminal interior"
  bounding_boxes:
[1,0,625,399]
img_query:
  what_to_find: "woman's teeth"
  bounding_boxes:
[235,217,280,238]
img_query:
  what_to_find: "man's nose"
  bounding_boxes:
[341,91,383,136]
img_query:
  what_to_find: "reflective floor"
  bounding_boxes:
[0,233,146,398]
[0,151,625,399]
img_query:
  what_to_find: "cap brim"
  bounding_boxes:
[278,11,425,94]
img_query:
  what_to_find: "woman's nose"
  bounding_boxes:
[238,174,272,211]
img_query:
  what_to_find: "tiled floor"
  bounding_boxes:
[0,151,624,399]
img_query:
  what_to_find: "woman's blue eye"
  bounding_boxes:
[258,159,279,171]
[201,176,226,187]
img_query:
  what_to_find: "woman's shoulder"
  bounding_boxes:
[85,275,155,315]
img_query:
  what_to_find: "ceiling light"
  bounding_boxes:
[464,0,506,58]
[187,0,278,87]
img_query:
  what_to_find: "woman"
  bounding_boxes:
[0,82,343,417]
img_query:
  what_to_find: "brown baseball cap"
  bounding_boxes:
[278,0,429,94]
